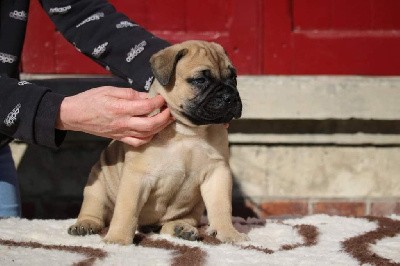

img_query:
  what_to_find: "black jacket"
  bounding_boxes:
[0,0,169,148]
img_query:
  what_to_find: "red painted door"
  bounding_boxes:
[22,0,400,75]
[22,0,263,75]
[264,0,400,75]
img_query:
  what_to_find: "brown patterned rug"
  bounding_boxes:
[0,215,399,265]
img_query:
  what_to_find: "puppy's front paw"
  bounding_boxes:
[173,224,199,241]
[103,232,133,245]
[161,221,199,241]
[209,227,249,243]
[68,220,103,236]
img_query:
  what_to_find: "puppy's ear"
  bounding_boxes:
[150,47,188,86]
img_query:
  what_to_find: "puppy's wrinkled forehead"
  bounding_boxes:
[149,40,236,88]
[177,42,235,79]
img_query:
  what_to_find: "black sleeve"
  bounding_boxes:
[1,0,170,148]
[0,75,66,147]
[39,0,171,91]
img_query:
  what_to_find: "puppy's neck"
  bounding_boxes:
[148,80,194,126]
[148,80,221,137]
[173,121,208,137]
[147,83,158,98]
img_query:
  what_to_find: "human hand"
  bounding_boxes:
[56,86,174,147]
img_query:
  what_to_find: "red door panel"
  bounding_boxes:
[22,0,262,75]
[264,0,400,75]
[294,0,400,30]
[22,0,400,75]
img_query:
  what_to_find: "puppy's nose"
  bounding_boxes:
[222,94,233,103]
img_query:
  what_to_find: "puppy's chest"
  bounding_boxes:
[149,139,224,187]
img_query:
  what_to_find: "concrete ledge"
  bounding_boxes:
[230,145,400,202]
[231,76,400,145]
[237,75,400,120]
[228,133,400,146]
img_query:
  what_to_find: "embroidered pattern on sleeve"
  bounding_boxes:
[144,76,154,91]
[0,53,17,64]
[49,5,72,15]
[126,41,147,62]
[76,12,104,28]
[4,104,21,127]
[116,21,138,29]
[18,81,31,86]
[92,42,109,58]
[9,10,27,21]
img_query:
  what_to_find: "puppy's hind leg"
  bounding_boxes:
[68,167,108,236]
[160,203,204,241]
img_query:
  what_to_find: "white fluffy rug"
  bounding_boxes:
[1,215,399,265]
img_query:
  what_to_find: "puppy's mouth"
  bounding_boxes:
[182,84,242,125]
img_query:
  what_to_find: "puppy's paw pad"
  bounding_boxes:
[174,224,199,241]
[68,220,102,236]
[206,227,217,237]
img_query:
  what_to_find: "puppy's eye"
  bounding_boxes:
[230,76,237,86]
[192,77,206,85]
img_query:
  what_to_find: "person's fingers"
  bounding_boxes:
[135,91,152,99]
[105,87,154,101]
[146,114,175,134]
[101,86,165,116]
[103,86,147,100]
[120,110,174,139]
[119,135,153,147]
[128,107,173,132]
[141,95,166,114]
[114,95,166,116]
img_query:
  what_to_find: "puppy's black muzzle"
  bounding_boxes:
[184,81,242,125]
[221,81,242,119]
[209,88,241,118]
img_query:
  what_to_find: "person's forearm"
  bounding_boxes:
[0,75,66,148]
[40,0,170,91]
